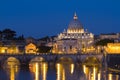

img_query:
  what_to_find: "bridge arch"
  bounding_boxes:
[4,57,20,67]
[82,56,101,67]
[56,57,74,63]
[30,56,46,63]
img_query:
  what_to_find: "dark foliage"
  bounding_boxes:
[95,39,114,46]
[0,28,25,40]
[2,29,16,40]
[37,46,52,53]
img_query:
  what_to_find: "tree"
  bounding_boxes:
[2,29,16,40]
[16,35,25,40]
[95,39,114,46]
[37,46,52,53]
[39,36,50,42]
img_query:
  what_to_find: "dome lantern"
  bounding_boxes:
[73,12,78,20]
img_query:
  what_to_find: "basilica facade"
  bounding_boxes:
[52,13,94,54]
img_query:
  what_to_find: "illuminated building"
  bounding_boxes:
[100,33,119,40]
[25,43,38,54]
[52,13,94,54]
[0,40,25,54]
[0,46,19,54]
[105,43,120,54]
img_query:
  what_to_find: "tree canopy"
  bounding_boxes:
[95,39,114,46]
[2,29,16,40]
[37,46,52,53]
[0,28,24,40]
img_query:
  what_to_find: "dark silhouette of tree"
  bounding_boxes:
[37,46,52,53]
[17,35,24,40]
[95,39,114,46]
[39,36,50,42]
[14,35,25,40]
[2,29,16,40]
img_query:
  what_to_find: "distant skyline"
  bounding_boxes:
[0,0,120,38]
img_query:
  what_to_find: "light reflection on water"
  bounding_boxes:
[0,59,120,80]
[83,65,102,80]
[29,62,48,80]
[3,57,20,80]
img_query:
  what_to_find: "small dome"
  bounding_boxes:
[68,13,83,29]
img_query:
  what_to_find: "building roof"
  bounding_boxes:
[68,12,83,29]
[100,33,117,35]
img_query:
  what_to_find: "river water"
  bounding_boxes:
[0,57,120,80]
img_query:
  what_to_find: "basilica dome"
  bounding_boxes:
[67,13,84,33]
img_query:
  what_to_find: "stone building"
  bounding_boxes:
[52,13,94,54]
[25,43,38,54]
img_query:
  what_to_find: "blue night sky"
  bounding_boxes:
[0,0,120,38]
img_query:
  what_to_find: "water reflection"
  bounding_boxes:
[1,57,120,80]
[108,73,119,80]
[83,64,101,80]
[56,58,75,80]
[82,56,102,80]
[4,57,20,80]
[29,61,48,80]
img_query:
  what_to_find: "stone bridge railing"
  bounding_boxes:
[0,53,104,64]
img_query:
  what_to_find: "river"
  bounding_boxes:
[0,57,119,80]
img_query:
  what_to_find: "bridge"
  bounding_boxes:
[0,53,104,67]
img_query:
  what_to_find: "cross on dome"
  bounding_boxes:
[73,12,78,20]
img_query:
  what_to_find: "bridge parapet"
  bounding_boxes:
[0,53,104,64]
[80,54,104,63]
